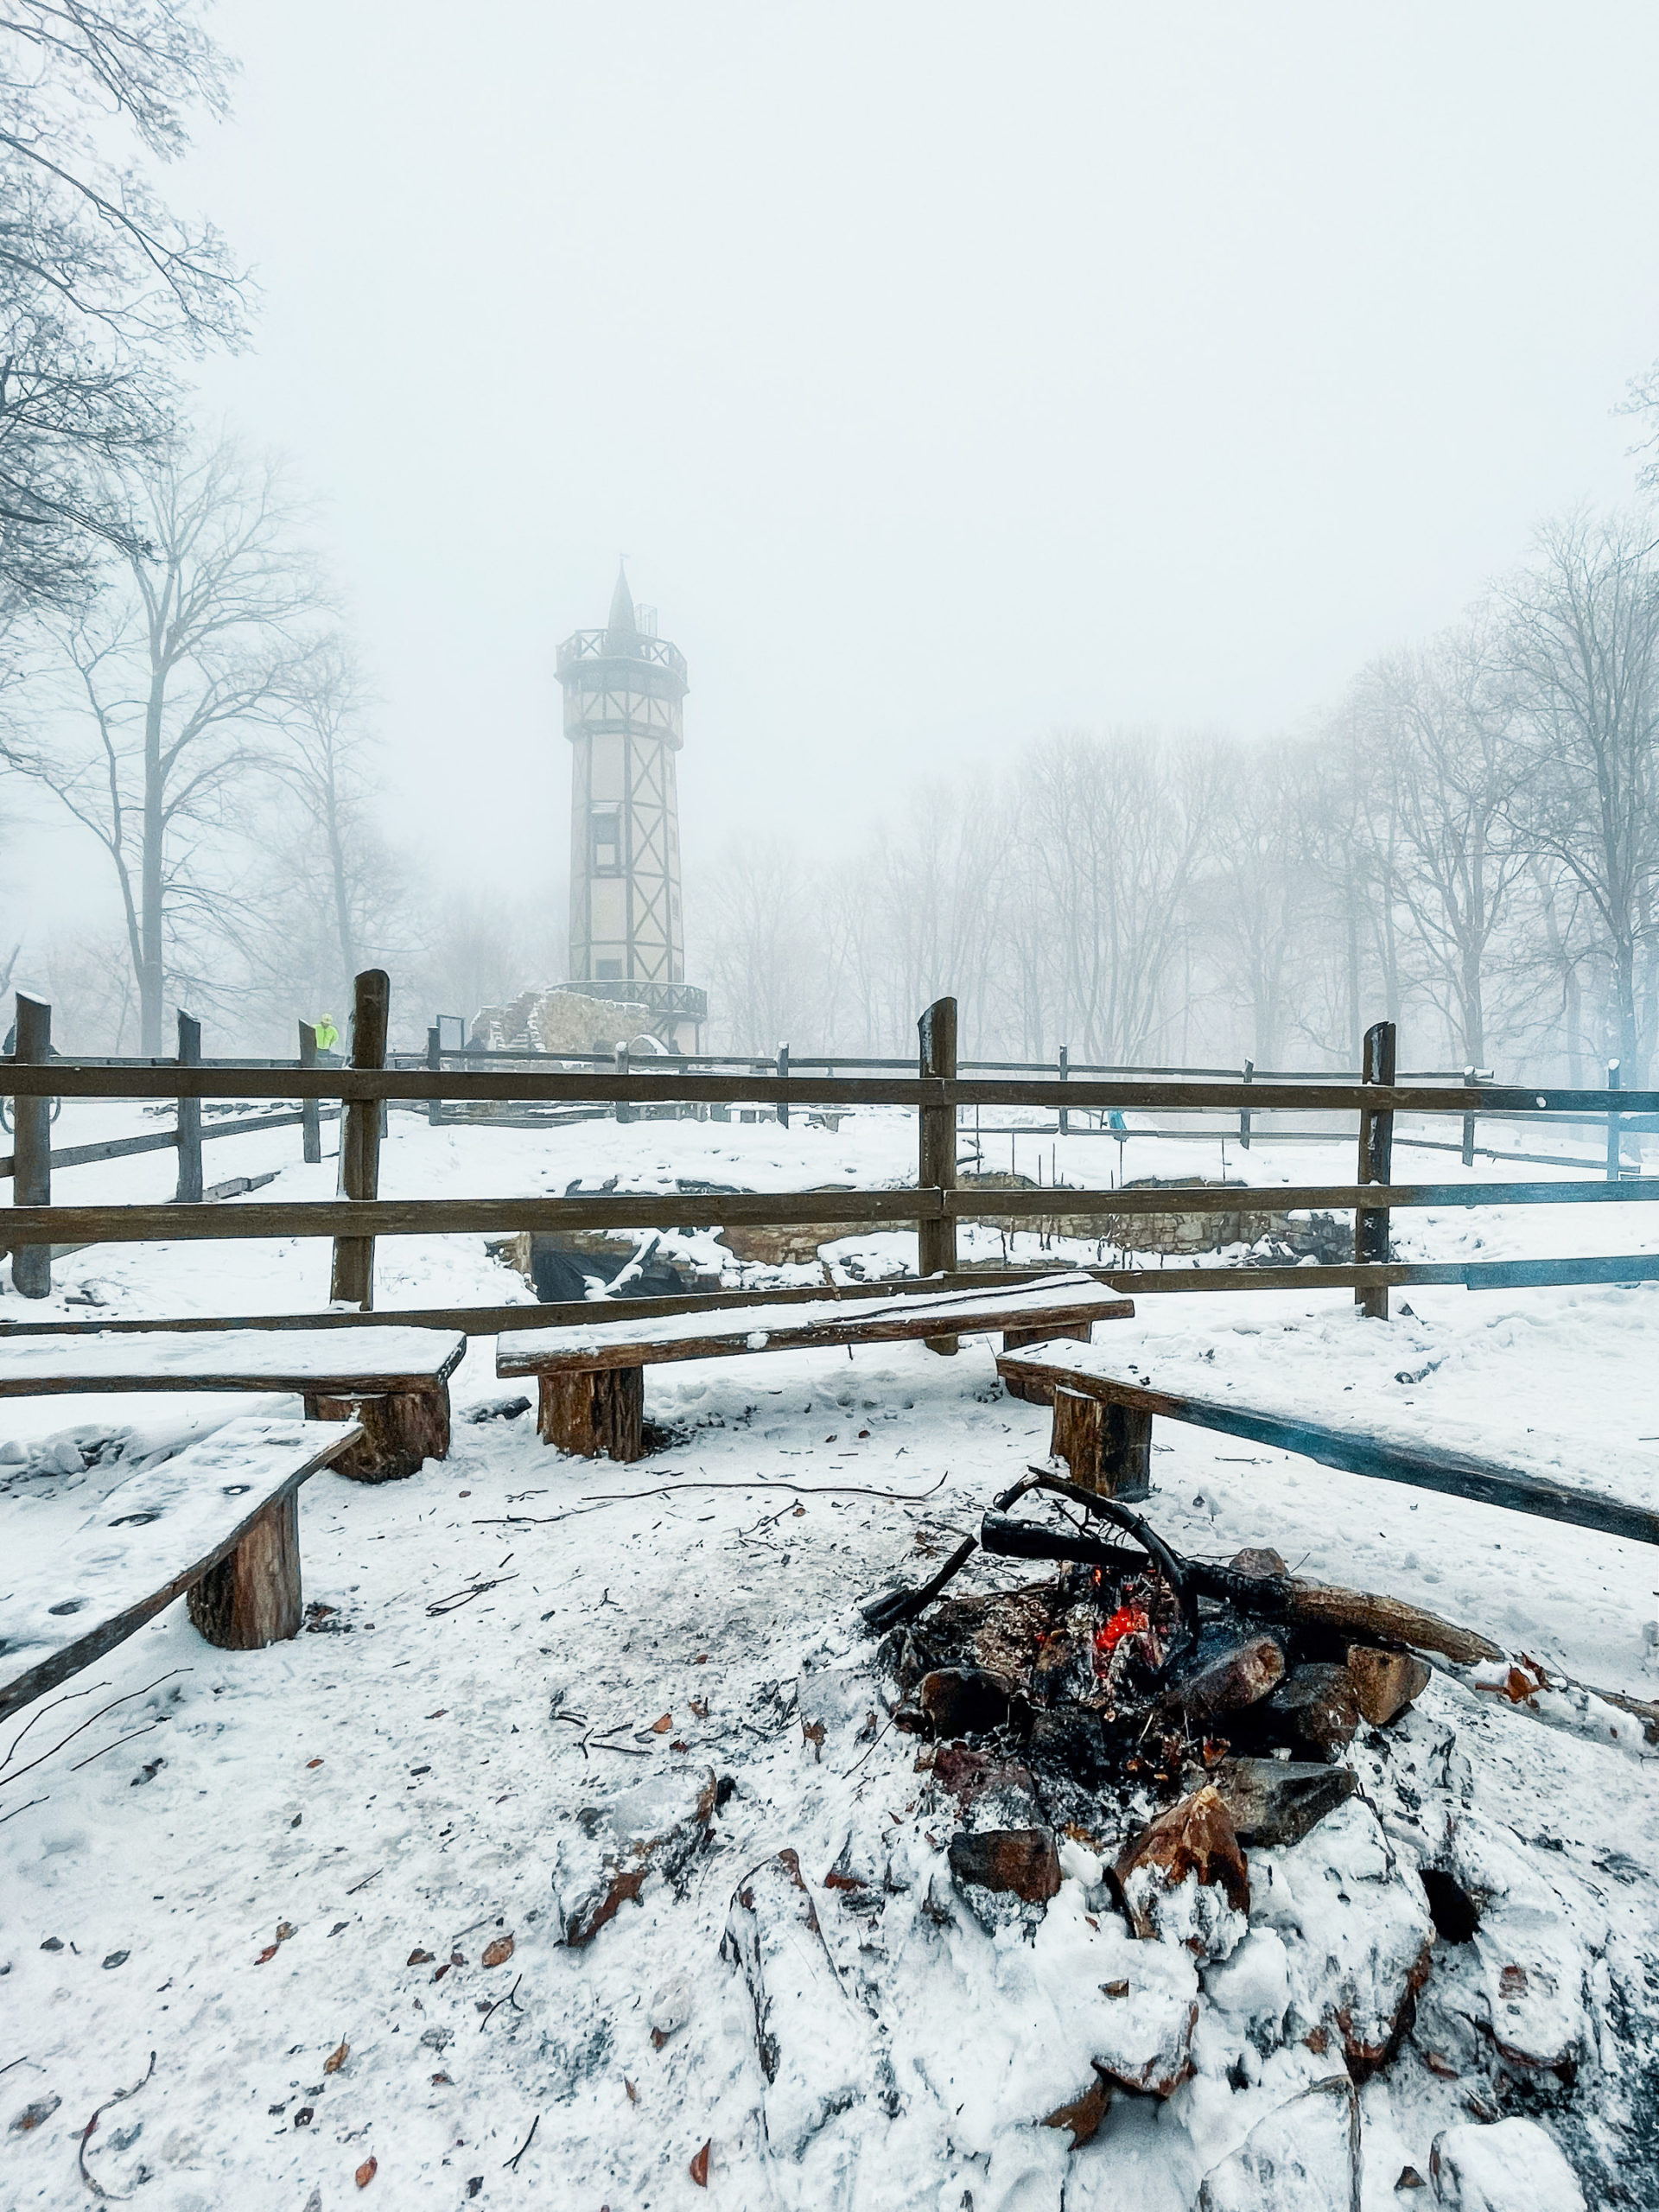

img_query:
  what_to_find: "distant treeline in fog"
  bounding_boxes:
[698,506,1659,1084]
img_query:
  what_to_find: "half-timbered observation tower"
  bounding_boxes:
[557,567,707,1048]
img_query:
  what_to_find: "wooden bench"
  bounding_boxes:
[1,1414,362,1719]
[0,1325,467,1482]
[995,1338,1659,1546]
[498,1270,1133,1462]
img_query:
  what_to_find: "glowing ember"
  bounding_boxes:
[1095,1605,1148,1654]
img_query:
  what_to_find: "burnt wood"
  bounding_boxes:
[994,1349,1659,1549]
[978,1507,1502,1663]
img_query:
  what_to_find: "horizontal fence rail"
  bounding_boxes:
[6,1063,1659,1116]
[8,1177,1659,1250]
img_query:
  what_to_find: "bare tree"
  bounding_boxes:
[1206,738,1323,1067]
[258,638,410,1008]
[0,436,326,1049]
[1349,620,1527,1065]
[1500,508,1659,1076]
[0,3,248,618]
[1022,730,1214,1065]
[700,839,821,1053]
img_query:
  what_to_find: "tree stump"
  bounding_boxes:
[187,1491,302,1649]
[1001,1322,1093,1402]
[539,1367,645,1461]
[1049,1385,1152,1501]
[304,1389,449,1481]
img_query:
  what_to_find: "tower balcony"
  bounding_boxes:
[557,628,688,685]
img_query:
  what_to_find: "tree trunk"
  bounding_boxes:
[140,664,167,1054]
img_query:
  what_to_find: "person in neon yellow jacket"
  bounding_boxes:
[314,1014,340,1054]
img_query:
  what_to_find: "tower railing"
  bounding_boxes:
[556,627,688,681]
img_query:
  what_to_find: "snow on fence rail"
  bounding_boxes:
[3,976,1658,1324]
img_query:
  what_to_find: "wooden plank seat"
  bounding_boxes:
[0,1325,467,1482]
[497,1270,1133,1462]
[995,1338,1659,1546]
[0,1414,362,1720]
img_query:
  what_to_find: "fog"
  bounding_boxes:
[7,3,1659,1059]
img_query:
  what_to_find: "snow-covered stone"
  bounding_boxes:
[1429,2117,1586,2209]
[1194,2074,1361,2210]
[721,1847,876,2158]
[549,1764,721,1946]
[1249,1797,1433,2074]
[1416,1815,1593,2077]
[1114,1784,1251,1960]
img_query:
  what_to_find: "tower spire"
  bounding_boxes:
[606,560,638,646]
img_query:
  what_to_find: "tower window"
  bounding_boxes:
[595,958,623,979]
[590,806,623,874]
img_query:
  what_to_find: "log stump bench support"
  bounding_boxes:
[995,1339,1659,1547]
[498,1272,1135,1464]
[0,1415,363,1722]
[0,1325,467,1483]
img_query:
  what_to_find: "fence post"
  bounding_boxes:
[918,996,958,1351]
[298,1021,321,1165]
[1240,1058,1253,1150]
[1058,1044,1069,1135]
[427,1025,443,1128]
[330,969,389,1310]
[175,1010,203,1202]
[1606,1058,1622,1183]
[10,992,51,1298]
[615,1041,632,1125]
[777,1041,789,1130]
[1354,1018,1395,1320]
[1461,1067,1477,1169]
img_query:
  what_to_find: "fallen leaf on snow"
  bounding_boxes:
[650,1713,672,1734]
[256,1944,278,1964]
[306,1758,324,1770]
[355,2156,377,2187]
[408,1948,434,1966]
[624,2078,638,2103]
[324,2041,348,2075]
[690,2139,711,2187]
[481,1935,514,1968]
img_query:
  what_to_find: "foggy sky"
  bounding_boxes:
[20,2,1659,948]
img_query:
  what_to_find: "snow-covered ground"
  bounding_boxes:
[3,1106,1657,2208]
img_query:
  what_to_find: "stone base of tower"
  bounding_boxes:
[470,979,708,1057]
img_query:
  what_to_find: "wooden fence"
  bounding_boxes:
[3,976,1658,1332]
